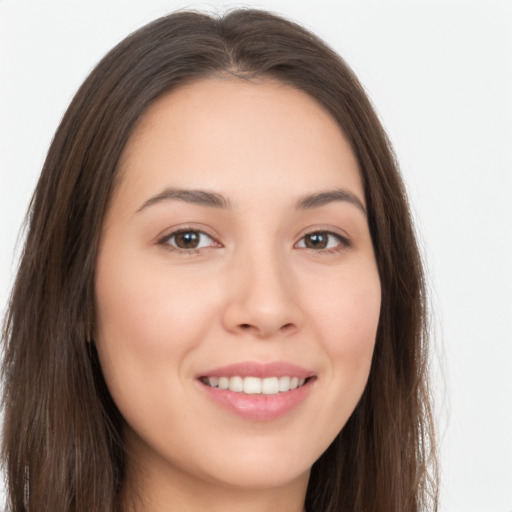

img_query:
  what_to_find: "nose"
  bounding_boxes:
[221,249,303,338]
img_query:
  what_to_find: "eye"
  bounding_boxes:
[160,229,219,251]
[295,231,349,251]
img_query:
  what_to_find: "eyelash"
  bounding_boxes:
[158,228,220,254]
[158,228,351,254]
[295,231,351,253]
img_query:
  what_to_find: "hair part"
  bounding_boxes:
[2,9,438,512]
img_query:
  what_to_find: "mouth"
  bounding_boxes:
[199,375,310,394]
[196,362,316,421]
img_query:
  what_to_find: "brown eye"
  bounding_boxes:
[296,231,348,251]
[304,232,329,249]
[163,230,216,250]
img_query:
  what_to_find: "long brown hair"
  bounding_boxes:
[2,9,438,512]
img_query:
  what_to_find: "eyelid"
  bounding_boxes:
[294,226,352,251]
[157,225,223,252]
[154,224,351,254]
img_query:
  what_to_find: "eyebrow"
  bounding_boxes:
[295,189,367,215]
[137,188,232,212]
[136,187,366,215]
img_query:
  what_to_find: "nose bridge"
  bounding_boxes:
[223,239,302,337]
[245,243,291,306]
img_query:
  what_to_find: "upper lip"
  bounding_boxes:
[197,361,315,379]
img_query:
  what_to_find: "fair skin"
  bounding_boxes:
[94,78,381,512]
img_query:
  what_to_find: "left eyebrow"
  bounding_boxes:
[294,188,367,215]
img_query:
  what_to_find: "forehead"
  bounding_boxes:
[115,77,363,208]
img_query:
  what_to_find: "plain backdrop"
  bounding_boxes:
[1,1,511,511]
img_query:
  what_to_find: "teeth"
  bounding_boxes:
[278,376,290,392]
[203,376,308,394]
[261,377,279,395]
[218,377,229,390]
[244,377,261,394]
[229,376,244,392]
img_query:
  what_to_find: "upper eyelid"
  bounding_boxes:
[295,225,351,243]
[295,231,351,249]
[157,225,221,244]
[156,229,222,255]
[155,225,352,248]
[164,229,214,242]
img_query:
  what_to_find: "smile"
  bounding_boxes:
[197,362,316,421]
[200,376,308,394]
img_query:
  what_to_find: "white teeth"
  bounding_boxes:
[243,376,262,394]
[203,375,308,394]
[278,376,291,392]
[218,377,229,390]
[261,377,279,395]
[228,376,244,392]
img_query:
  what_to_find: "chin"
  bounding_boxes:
[198,458,312,491]
[184,436,318,491]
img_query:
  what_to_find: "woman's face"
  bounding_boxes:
[95,78,381,498]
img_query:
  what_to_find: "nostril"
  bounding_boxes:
[238,322,295,333]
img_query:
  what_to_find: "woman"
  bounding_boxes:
[1,9,438,512]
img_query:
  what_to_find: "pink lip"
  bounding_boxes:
[196,361,316,421]
[196,361,315,379]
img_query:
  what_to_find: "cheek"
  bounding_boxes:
[93,248,220,382]
[290,264,380,454]
[307,264,381,392]
[313,268,381,348]
[93,250,225,453]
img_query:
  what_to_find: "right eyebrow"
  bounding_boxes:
[136,188,232,213]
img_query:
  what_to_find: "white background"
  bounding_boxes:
[1,1,511,511]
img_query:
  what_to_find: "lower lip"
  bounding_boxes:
[198,378,314,421]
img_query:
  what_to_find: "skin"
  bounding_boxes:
[94,78,381,512]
